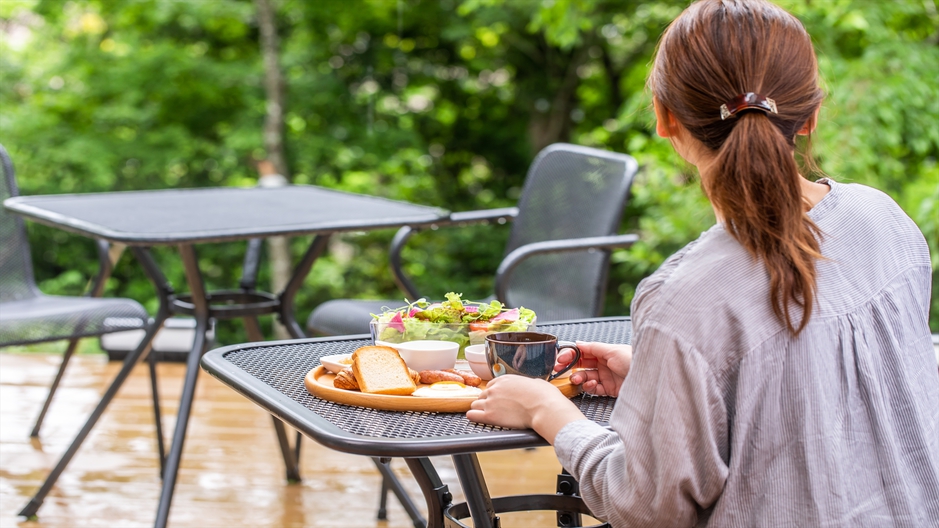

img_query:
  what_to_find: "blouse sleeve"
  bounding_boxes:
[554,322,729,527]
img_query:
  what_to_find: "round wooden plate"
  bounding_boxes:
[304,366,581,413]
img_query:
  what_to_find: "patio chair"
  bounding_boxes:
[0,143,149,437]
[307,142,640,336]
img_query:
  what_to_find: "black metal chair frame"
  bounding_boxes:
[0,145,152,439]
[386,211,640,312]
[393,144,639,315]
[308,143,640,338]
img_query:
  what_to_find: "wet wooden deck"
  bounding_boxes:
[0,351,578,527]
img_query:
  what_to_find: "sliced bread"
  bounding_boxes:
[351,346,416,395]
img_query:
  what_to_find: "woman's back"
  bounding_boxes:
[627,179,938,526]
[469,2,937,526]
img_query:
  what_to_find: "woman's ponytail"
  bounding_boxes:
[705,112,822,334]
[649,0,827,334]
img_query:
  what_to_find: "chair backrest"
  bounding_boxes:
[0,144,39,303]
[501,143,637,321]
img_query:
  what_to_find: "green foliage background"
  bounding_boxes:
[2,0,936,348]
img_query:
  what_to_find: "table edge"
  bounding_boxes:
[4,191,450,245]
[200,318,629,457]
[200,335,554,457]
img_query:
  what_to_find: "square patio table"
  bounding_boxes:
[5,184,449,527]
[201,316,631,528]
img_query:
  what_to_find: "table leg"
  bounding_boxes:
[30,241,126,438]
[557,468,583,527]
[272,234,330,481]
[278,234,330,339]
[452,454,499,528]
[269,419,301,482]
[19,246,170,520]
[149,343,166,477]
[154,244,209,528]
[18,315,167,519]
[404,457,452,528]
[133,247,176,479]
[373,458,427,528]
[242,315,303,482]
[29,337,80,438]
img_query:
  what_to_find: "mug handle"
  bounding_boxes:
[548,341,581,381]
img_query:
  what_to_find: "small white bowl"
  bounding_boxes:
[320,353,353,374]
[377,340,458,372]
[463,344,493,381]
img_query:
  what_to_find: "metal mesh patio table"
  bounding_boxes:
[4,185,449,527]
[201,316,632,528]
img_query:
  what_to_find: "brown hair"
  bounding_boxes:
[649,0,825,334]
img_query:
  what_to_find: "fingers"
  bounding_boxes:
[569,370,614,397]
[467,395,487,423]
[580,379,612,397]
[578,341,628,360]
[556,350,597,370]
[570,368,599,386]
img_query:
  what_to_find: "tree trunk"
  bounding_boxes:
[256,0,292,340]
[527,43,592,155]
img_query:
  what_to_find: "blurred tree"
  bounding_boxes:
[1,0,936,348]
[255,0,292,339]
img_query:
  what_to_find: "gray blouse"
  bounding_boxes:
[554,180,939,527]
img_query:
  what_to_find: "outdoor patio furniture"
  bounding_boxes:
[305,143,638,520]
[0,143,149,439]
[307,143,639,337]
[5,183,448,527]
[202,316,631,527]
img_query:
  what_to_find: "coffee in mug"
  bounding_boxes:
[484,332,581,381]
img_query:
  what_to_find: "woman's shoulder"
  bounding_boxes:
[631,225,768,333]
[816,179,918,228]
[815,179,929,262]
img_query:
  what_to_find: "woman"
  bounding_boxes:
[466,0,939,526]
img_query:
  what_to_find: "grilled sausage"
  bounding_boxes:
[444,369,482,387]
[418,370,465,384]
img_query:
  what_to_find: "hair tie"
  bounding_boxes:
[720,92,778,120]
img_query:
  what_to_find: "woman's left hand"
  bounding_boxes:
[467,375,587,443]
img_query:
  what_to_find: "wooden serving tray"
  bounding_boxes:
[304,366,581,413]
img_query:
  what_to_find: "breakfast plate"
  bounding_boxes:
[304,366,581,413]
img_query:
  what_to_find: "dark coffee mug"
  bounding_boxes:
[485,332,581,381]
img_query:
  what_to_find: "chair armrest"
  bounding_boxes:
[388,207,520,301]
[445,207,518,225]
[494,234,639,304]
[87,240,126,298]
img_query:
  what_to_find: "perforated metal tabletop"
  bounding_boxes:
[201,317,631,457]
[4,185,448,245]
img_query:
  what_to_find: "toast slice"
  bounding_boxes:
[351,346,417,395]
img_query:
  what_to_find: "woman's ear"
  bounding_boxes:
[653,97,679,138]
[797,105,821,136]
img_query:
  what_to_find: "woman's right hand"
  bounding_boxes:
[556,341,632,397]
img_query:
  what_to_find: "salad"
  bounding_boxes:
[370,292,537,355]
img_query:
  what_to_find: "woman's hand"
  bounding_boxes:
[558,342,633,397]
[466,375,587,444]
